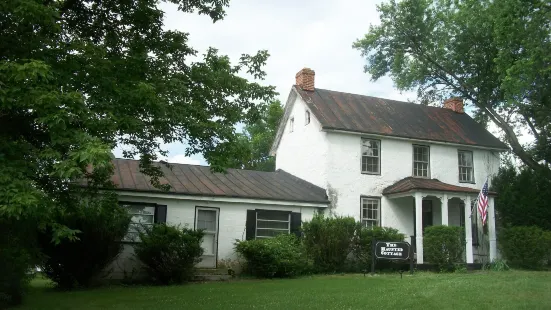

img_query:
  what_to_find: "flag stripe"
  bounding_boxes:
[477,178,489,226]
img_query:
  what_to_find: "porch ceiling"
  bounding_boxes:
[382,177,495,196]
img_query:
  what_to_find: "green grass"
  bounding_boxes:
[17,271,551,310]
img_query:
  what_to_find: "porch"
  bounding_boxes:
[383,177,496,264]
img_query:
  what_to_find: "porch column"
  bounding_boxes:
[441,193,449,226]
[415,192,423,264]
[488,196,497,261]
[464,196,473,264]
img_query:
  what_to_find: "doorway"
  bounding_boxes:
[195,207,219,268]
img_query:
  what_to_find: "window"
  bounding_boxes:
[289,117,294,132]
[305,110,311,125]
[413,145,430,177]
[361,139,380,174]
[361,197,380,228]
[122,203,155,242]
[255,210,290,239]
[458,150,474,183]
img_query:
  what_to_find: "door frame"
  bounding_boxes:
[194,206,220,268]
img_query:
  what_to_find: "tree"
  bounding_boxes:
[1,0,274,302]
[353,0,551,172]
[228,100,283,172]
[1,0,275,228]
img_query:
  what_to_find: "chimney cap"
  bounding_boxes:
[443,97,464,113]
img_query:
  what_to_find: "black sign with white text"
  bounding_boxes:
[375,241,410,260]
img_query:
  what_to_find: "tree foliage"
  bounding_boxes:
[492,164,551,231]
[229,100,283,171]
[0,0,275,227]
[354,0,551,171]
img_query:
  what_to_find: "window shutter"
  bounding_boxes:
[290,212,302,238]
[245,210,256,240]
[155,205,167,223]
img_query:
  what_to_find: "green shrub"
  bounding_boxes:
[499,226,551,269]
[483,259,510,271]
[133,224,204,284]
[38,197,131,289]
[234,234,308,278]
[424,225,465,272]
[352,226,405,271]
[302,213,357,273]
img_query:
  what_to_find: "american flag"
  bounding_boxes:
[477,179,489,226]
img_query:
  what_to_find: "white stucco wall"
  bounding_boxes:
[322,131,500,227]
[275,94,329,189]
[109,194,320,278]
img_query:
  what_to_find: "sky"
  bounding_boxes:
[114,0,517,166]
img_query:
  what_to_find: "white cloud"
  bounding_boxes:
[163,154,202,166]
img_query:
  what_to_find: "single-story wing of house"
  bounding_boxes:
[108,158,329,277]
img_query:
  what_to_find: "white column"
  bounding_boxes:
[415,192,423,264]
[464,196,473,264]
[441,193,449,226]
[488,196,497,262]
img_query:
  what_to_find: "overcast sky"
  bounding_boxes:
[114,0,515,166]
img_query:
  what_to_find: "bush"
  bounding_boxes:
[0,218,39,308]
[499,226,551,269]
[234,234,308,278]
[424,225,465,272]
[302,213,357,273]
[38,196,131,289]
[352,226,405,272]
[133,224,204,284]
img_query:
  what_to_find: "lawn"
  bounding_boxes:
[17,271,551,310]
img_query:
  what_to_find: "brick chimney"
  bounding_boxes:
[443,97,464,113]
[295,68,315,91]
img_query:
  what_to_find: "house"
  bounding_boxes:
[110,67,506,276]
[270,68,507,265]
[108,159,329,276]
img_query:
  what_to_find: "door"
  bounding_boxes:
[422,200,433,231]
[195,207,219,268]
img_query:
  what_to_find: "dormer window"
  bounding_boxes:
[289,117,294,133]
[305,110,311,125]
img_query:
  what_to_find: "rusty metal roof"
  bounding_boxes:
[294,86,508,150]
[110,159,329,204]
[383,177,495,196]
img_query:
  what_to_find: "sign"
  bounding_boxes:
[374,241,410,260]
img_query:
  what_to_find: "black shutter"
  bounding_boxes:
[290,212,302,238]
[245,210,256,240]
[155,205,167,223]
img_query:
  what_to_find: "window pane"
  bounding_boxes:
[257,220,289,230]
[197,210,217,231]
[257,210,289,221]
[256,229,287,238]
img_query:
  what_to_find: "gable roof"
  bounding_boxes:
[110,159,329,204]
[275,86,507,150]
[382,177,496,196]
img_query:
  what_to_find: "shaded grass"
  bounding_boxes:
[18,271,551,310]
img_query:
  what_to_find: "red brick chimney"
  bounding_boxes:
[443,97,464,113]
[295,68,315,91]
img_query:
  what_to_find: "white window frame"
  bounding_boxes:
[361,138,381,175]
[458,150,475,183]
[412,145,430,178]
[361,197,380,228]
[255,210,291,239]
[121,202,156,242]
[289,117,294,133]
[305,110,311,125]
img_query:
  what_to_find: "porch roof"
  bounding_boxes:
[382,177,494,196]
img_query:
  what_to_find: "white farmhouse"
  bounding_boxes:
[109,68,506,276]
[271,68,507,265]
